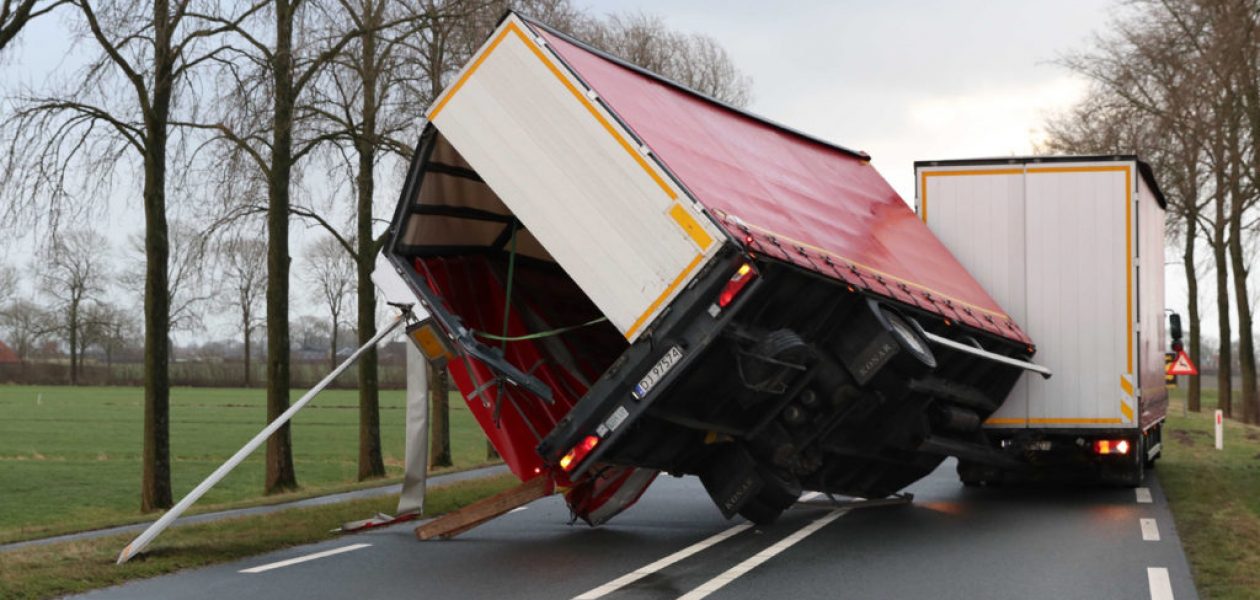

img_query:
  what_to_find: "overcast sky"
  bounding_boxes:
[592,0,1113,199]
[7,1,1183,338]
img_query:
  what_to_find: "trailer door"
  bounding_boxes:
[1023,165,1132,427]
[918,168,1029,427]
[425,15,723,342]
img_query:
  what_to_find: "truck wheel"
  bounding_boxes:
[1123,444,1146,488]
[876,304,936,369]
[738,498,783,525]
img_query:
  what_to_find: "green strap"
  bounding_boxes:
[500,220,518,353]
[487,220,607,344]
[475,316,609,342]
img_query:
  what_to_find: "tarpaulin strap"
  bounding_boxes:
[474,316,609,342]
[500,219,519,353]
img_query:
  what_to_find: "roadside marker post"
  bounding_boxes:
[1215,410,1223,450]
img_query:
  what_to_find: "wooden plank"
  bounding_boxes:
[416,476,554,540]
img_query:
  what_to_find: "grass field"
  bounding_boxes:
[0,384,492,544]
[1162,387,1260,599]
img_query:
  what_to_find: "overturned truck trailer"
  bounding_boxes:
[384,12,1046,527]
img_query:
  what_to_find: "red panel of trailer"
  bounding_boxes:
[531,24,1030,345]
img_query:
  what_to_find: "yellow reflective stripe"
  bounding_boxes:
[919,168,1024,223]
[985,417,1125,425]
[920,164,1137,374]
[1120,375,1134,397]
[430,20,677,201]
[670,203,714,251]
[1027,165,1134,374]
[1120,400,1134,422]
[624,253,706,340]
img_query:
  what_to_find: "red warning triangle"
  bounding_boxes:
[1167,350,1198,376]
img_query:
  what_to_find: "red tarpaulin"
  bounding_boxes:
[532,23,1030,346]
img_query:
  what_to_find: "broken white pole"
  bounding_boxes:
[116,312,408,565]
[1215,409,1223,450]
[397,342,430,516]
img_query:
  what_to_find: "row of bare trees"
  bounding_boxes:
[1043,0,1260,423]
[0,0,751,510]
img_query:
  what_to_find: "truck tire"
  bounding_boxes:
[1123,443,1146,488]
[737,498,782,525]
[878,305,936,369]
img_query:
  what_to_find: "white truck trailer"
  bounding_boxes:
[915,156,1168,485]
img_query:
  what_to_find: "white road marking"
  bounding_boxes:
[509,507,528,514]
[239,543,372,574]
[677,509,847,600]
[1147,567,1174,600]
[571,522,754,599]
[1140,518,1160,541]
[799,491,822,502]
[1136,487,1153,503]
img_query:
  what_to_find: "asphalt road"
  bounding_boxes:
[74,459,1197,600]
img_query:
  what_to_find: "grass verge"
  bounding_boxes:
[0,473,516,600]
[0,384,493,544]
[1162,388,1260,599]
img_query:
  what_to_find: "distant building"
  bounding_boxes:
[0,340,19,364]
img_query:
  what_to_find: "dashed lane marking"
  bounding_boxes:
[572,522,754,599]
[1147,567,1173,600]
[239,543,372,574]
[1140,518,1160,541]
[677,509,847,600]
[1136,487,1153,503]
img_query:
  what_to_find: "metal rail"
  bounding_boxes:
[116,311,409,564]
[922,331,1053,379]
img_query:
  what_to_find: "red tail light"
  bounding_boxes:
[559,435,600,471]
[718,263,757,308]
[1093,439,1131,455]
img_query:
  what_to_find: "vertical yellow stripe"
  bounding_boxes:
[669,204,713,250]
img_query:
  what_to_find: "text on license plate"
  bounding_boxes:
[632,346,684,400]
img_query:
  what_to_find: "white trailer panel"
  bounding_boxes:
[916,159,1164,430]
[425,15,723,342]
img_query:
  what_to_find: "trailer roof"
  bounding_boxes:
[520,15,1031,345]
[914,155,1167,209]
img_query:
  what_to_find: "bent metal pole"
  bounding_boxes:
[117,311,408,565]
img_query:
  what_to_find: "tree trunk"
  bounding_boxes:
[68,299,78,385]
[1183,192,1202,412]
[329,316,338,372]
[355,8,384,479]
[243,317,252,388]
[1212,174,1233,418]
[429,361,452,468]
[141,0,174,512]
[1227,139,1257,424]
[265,0,297,494]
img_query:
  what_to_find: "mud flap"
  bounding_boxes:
[700,446,763,519]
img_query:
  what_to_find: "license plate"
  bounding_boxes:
[632,346,684,400]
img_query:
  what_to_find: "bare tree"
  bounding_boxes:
[582,11,753,107]
[0,0,264,511]
[121,220,213,333]
[0,0,64,52]
[218,234,266,387]
[0,298,53,360]
[1051,0,1260,417]
[298,0,455,480]
[84,301,136,378]
[39,229,110,385]
[0,264,15,300]
[192,0,393,493]
[304,235,355,371]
